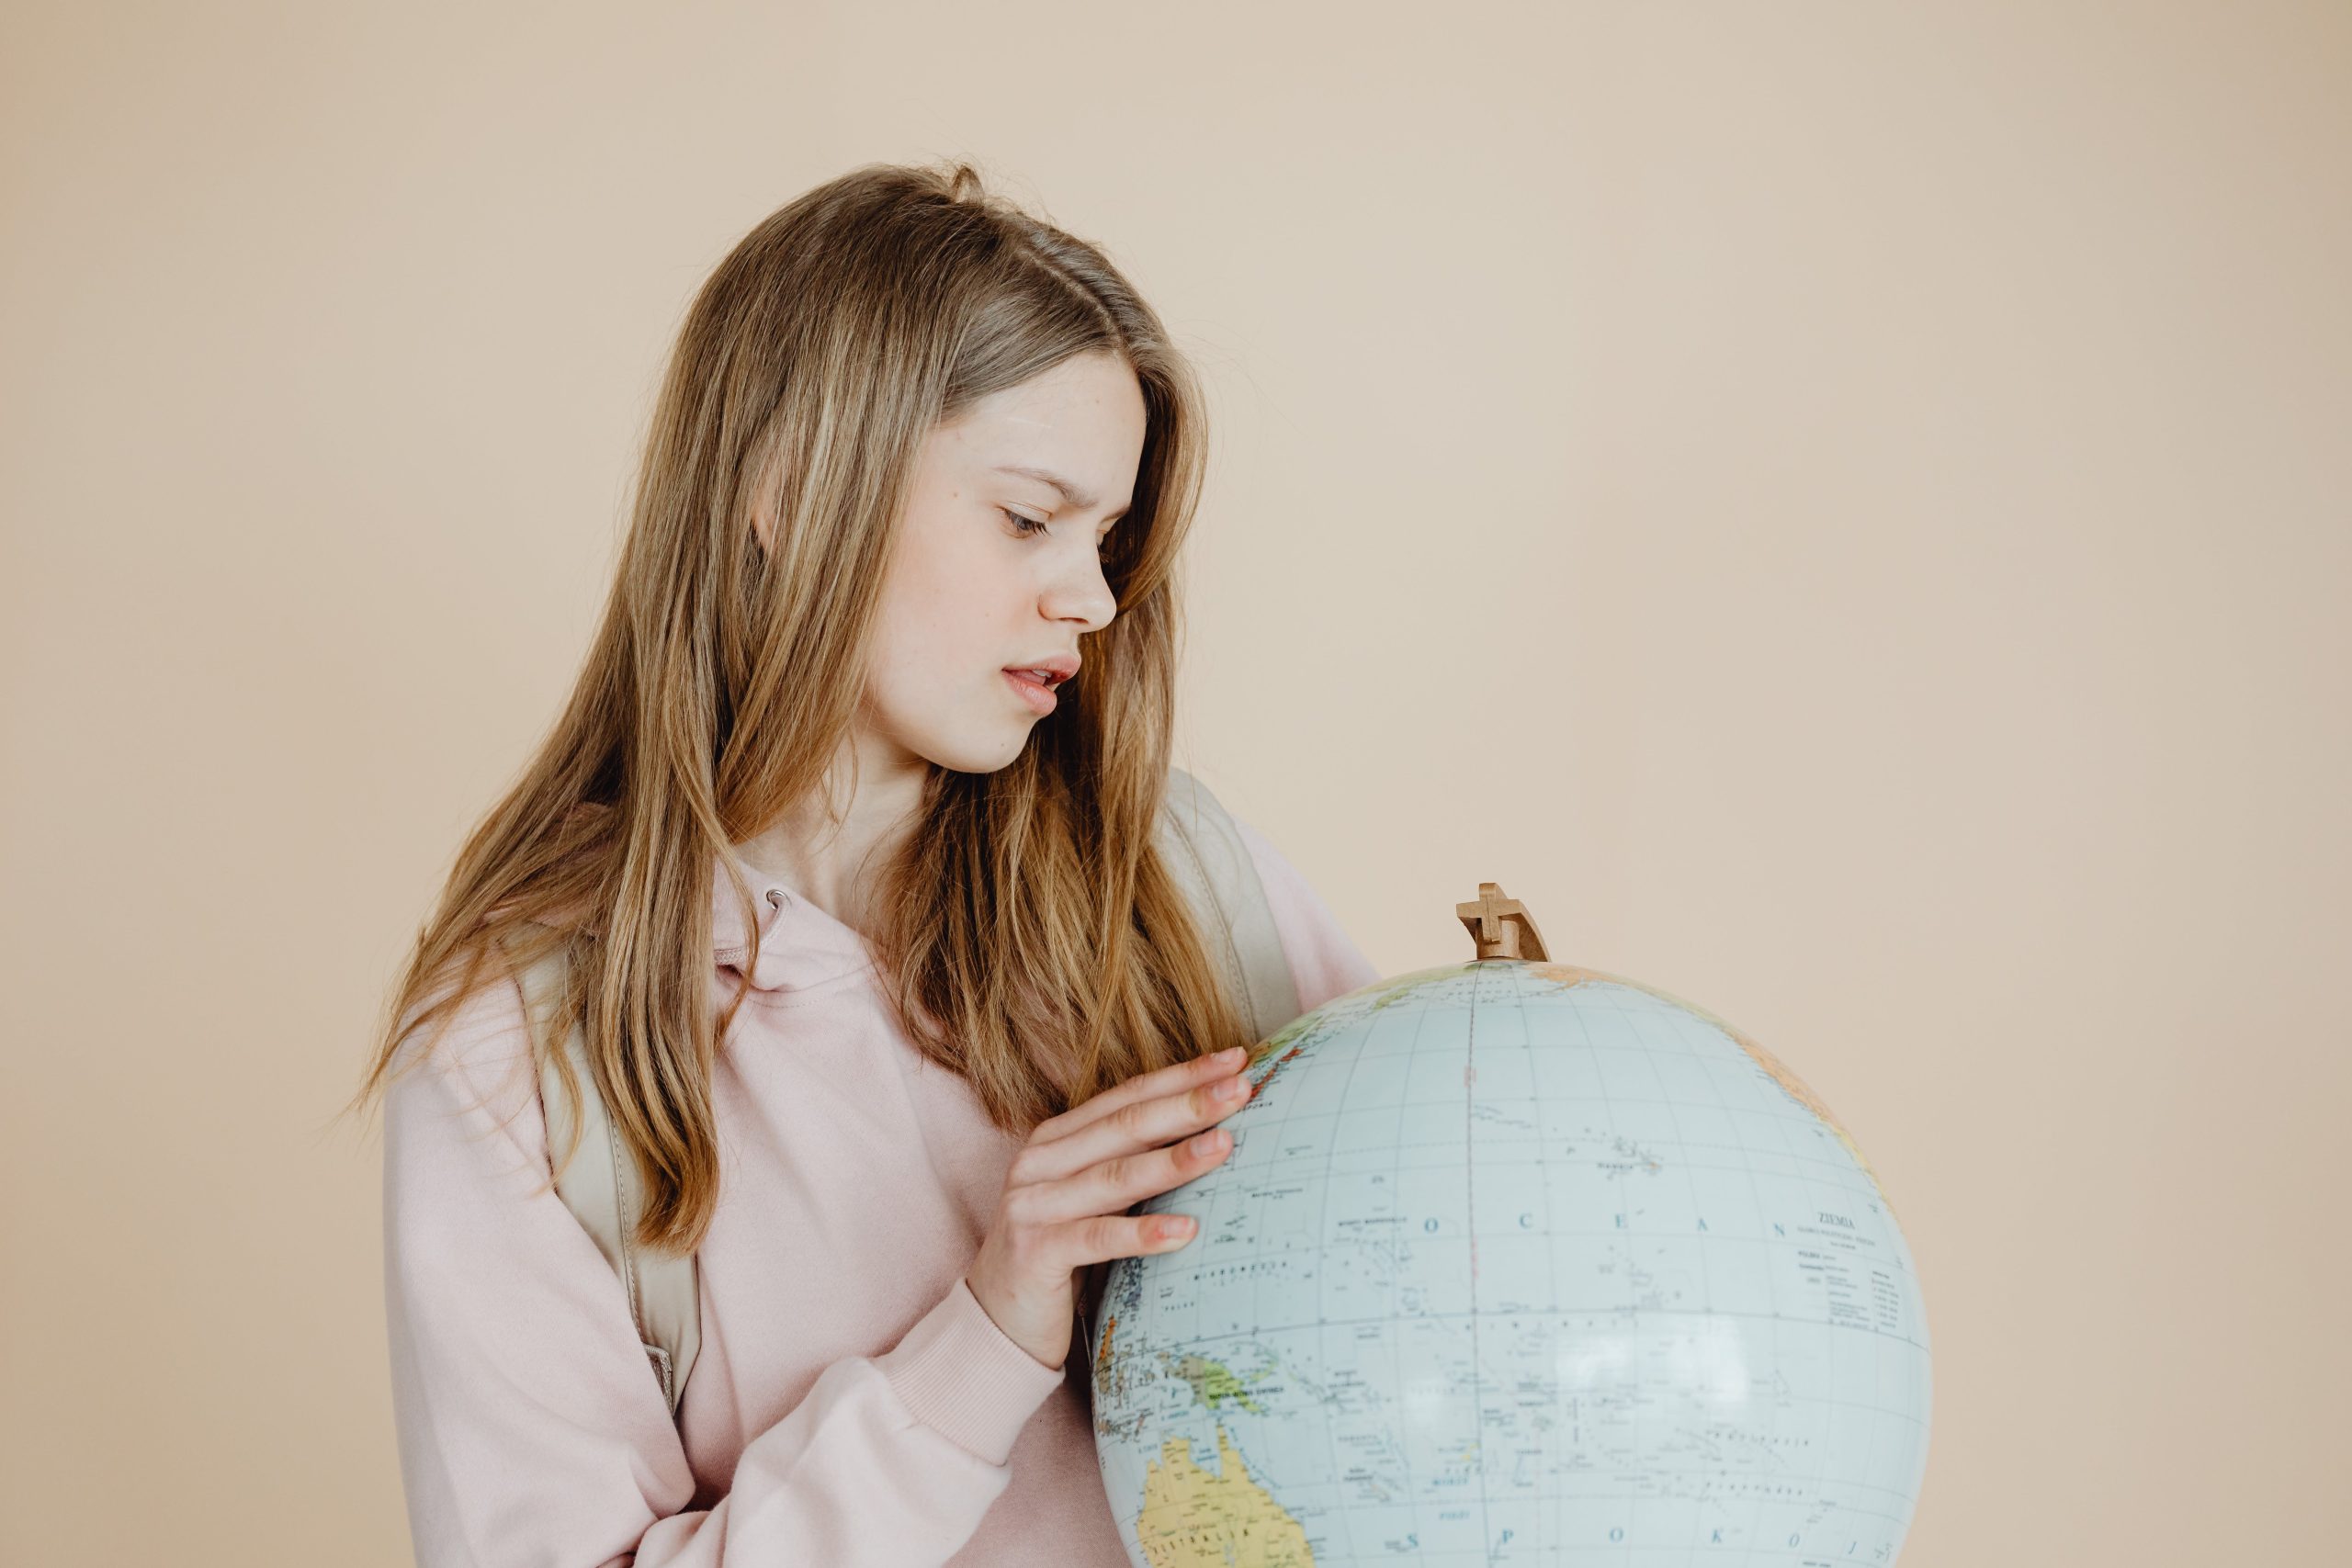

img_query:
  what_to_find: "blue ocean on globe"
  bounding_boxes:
[1088,898,1931,1568]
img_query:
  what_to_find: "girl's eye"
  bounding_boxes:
[1004,505,1116,553]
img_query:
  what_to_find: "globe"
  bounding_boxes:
[1088,885,1931,1567]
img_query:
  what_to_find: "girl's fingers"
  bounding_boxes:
[1015,1066,1253,1188]
[1019,1121,1236,1230]
[1053,1210,1199,1272]
[1030,1045,1248,1146]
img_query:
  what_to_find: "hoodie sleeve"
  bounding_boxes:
[1227,812,1382,1013]
[379,976,1066,1568]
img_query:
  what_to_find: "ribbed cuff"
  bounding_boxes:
[876,1277,1067,1466]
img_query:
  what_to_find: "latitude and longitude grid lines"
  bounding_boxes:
[1512,976,1926,1556]
[1159,981,1437,1559]
[1338,976,1420,1560]
[1671,988,1927,1539]
[1149,968,1921,1562]
[1471,964,1696,1564]
[1168,974,1498,1561]
[1663,988,1790,1566]
[1217,982,1419,1555]
[1462,964,1498,1553]
[1590,981,1794,1563]
[1522,974,1927,1557]
[1664,997,1926,1551]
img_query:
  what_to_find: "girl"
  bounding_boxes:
[347,160,1378,1565]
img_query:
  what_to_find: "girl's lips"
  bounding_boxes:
[1003,667,1058,714]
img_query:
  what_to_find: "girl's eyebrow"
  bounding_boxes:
[992,463,1129,521]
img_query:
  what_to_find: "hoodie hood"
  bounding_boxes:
[518,803,876,995]
[710,851,878,994]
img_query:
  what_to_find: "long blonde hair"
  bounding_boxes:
[342,159,1254,1257]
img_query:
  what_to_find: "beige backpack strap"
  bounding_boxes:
[510,940,702,1419]
[1156,768,1304,1042]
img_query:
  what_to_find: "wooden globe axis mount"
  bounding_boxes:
[1457,882,1549,962]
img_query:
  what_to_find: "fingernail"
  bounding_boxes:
[1215,1076,1248,1100]
[1189,1129,1227,1156]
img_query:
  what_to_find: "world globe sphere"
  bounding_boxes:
[1088,885,1931,1567]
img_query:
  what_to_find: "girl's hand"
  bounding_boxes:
[964,1044,1255,1369]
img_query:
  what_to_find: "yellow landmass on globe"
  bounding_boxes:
[1525,961,1900,1225]
[1135,1424,1314,1567]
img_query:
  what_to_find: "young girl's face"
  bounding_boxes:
[857,350,1143,773]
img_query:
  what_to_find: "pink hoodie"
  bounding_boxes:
[381,811,1379,1566]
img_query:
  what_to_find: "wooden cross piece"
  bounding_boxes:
[1456,881,1549,962]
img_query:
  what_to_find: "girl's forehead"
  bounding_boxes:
[942,355,1144,450]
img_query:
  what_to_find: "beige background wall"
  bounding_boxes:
[4,2,2345,1562]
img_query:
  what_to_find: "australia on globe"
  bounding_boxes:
[1088,883,1931,1567]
